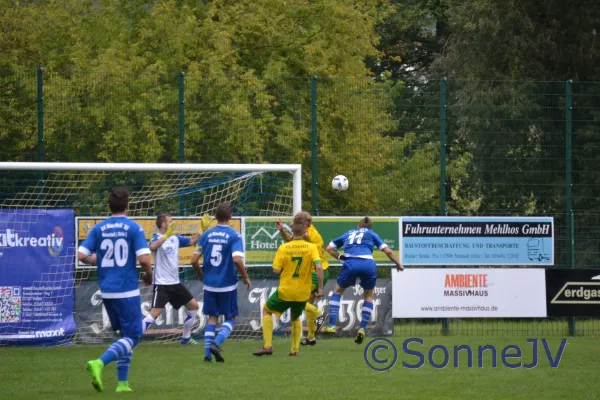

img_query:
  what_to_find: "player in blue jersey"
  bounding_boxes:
[321,217,403,344]
[141,213,210,345]
[77,188,153,393]
[190,202,251,363]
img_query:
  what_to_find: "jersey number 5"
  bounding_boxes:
[100,238,129,268]
[210,245,223,267]
[292,256,303,278]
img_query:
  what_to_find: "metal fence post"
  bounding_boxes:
[565,79,576,336]
[178,72,185,215]
[37,68,44,162]
[439,77,450,336]
[311,75,319,216]
[178,72,185,164]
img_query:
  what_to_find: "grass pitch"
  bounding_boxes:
[0,335,598,400]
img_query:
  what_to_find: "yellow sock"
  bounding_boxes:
[262,315,273,349]
[304,303,321,340]
[291,319,302,353]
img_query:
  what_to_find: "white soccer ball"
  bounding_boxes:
[332,175,349,191]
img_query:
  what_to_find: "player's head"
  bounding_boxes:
[290,219,308,237]
[295,211,312,227]
[215,201,233,223]
[358,216,372,229]
[108,188,130,214]
[156,213,173,231]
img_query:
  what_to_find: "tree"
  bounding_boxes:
[0,0,448,216]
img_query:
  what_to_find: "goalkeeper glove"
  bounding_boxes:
[164,222,177,239]
[200,213,211,232]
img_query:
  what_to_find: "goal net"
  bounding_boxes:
[0,162,301,346]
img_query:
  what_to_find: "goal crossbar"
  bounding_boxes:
[0,162,303,215]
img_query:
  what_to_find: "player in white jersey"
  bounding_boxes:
[141,213,211,344]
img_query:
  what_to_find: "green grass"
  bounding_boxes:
[1,335,598,400]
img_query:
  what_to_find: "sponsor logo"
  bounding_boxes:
[248,226,285,250]
[443,273,489,297]
[35,328,65,338]
[251,227,281,240]
[527,237,550,261]
[402,223,551,236]
[550,275,600,304]
[0,227,64,257]
[49,226,64,256]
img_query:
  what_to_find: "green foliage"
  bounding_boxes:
[0,0,449,217]
[1,0,599,265]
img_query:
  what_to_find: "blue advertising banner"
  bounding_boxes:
[400,216,554,266]
[0,209,76,346]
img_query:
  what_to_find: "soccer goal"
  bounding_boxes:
[0,162,302,346]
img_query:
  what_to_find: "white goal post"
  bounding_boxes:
[0,162,302,215]
[0,162,302,345]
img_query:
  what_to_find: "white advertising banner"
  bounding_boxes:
[392,268,547,318]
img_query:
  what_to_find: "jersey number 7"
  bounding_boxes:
[292,256,303,278]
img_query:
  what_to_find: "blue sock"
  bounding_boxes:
[360,301,374,329]
[99,337,135,366]
[215,319,234,347]
[204,324,216,358]
[116,351,133,382]
[328,293,342,327]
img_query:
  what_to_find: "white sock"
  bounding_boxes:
[182,309,198,339]
[142,315,155,333]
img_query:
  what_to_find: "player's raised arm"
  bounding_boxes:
[188,229,200,246]
[276,219,292,242]
[190,213,211,246]
[149,220,176,251]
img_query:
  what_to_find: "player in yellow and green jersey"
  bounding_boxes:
[253,214,323,356]
[275,211,329,346]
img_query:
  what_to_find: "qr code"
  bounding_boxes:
[0,287,21,323]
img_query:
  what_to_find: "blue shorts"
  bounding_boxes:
[203,289,238,319]
[337,258,377,290]
[103,296,142,339]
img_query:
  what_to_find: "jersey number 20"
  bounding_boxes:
[100,238,129,267]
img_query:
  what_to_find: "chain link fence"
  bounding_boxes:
[1,68,599,335]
